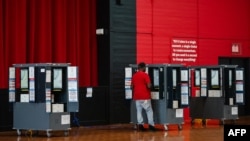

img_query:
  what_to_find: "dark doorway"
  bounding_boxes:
[219,57,250,116]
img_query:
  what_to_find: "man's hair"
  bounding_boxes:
[138,62,146,69]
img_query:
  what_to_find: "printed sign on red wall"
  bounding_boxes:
[171,38,198,65]
[232,43,241,55]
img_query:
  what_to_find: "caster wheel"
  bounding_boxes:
[64,130,69,136]
[220,120,224,125]
[202,119,206,126]
[46,130,51,137]
[191,119,195,125]
[134,124,137,130]
[163,125,168,131]
[17,129,21,136]
[178,124,183,130]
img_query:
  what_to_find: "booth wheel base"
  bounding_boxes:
[219,119,236,125]
[16,129,36,137]
[163,124,183,131]
[46,130,69,137]
[64,130,69,136]
[16,129,69,137]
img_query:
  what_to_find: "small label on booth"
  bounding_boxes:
[229,98,234,105]
[231,107,238,115]
[173,100,179,108]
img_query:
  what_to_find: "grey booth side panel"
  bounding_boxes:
[130,99,184,124]
[14,103,49,129]
[190,97,238,120]
[152,99,167,123]
[13,103,70,130]
[190,97,205,119]
[67,102,79,112]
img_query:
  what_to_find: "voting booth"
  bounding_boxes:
[189,65,244,125]
[125,64,189,130]
[9,63,79,137]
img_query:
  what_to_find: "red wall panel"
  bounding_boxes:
[137,0,250,123]
[152,0,198,37]
[137,34,153,63]
[137,0,250,65]
[199,0,250,39]
[137,0,152,34]
[152,36,171,63]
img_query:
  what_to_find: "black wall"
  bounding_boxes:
[77,87,109,126]
[0,89,12,131]
[108,0,136,123]
[97,0,136,123]
[97,0,110,86]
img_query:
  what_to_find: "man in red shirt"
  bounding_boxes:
[131,62,156,131]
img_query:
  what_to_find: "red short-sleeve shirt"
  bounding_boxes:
[131,71,151,100]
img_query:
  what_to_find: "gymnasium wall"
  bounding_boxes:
[137,0,250,65]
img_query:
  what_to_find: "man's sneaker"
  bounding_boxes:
[138,124,147,131]
[149,125,156,131]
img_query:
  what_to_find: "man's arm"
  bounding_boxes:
[146,74,152,89]
[147,82,152,89]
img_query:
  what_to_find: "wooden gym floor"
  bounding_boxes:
[0,116,249,141]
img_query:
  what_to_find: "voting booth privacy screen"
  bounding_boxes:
[189,65,244,125]
[125,64,190,130]
[8,63,79,137]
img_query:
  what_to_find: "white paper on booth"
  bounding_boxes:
[61,115,70,125]
[86,87,93,98]
[176,109,183,118]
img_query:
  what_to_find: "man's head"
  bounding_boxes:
[138,62,146,71]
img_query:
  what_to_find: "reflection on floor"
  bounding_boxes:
[0,116,249,141]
